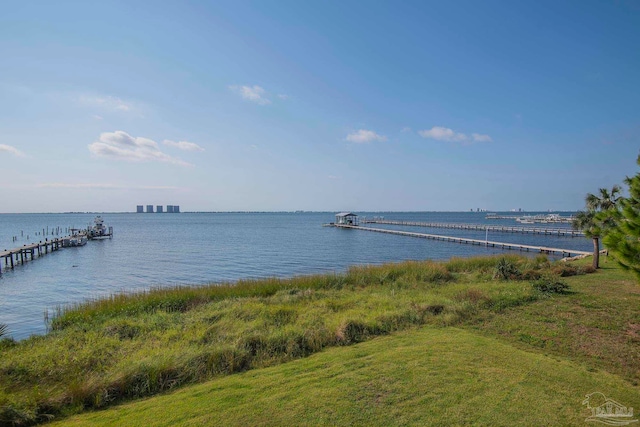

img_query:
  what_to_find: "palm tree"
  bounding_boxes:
[0,323,7,339]
[586,185,621,211]
[573,210,602,269]
[573,185,622,269]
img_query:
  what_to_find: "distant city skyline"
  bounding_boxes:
[1,1,639,213]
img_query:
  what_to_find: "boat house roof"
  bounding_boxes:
[335,212,357,217]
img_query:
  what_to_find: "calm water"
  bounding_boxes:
[0,212,591,339]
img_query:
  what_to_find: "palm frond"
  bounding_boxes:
[586,186,623,211]
[0,323,7,338]
[585,193,600,210]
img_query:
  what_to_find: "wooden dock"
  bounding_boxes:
[336,225,591,258]
[485,214,575,223]
[361,219,584,237]
[1,237,74,273]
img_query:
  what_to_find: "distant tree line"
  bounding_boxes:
[573,154,640,280]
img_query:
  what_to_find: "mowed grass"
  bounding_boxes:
[55,327,638,427]
[466,255,640,384]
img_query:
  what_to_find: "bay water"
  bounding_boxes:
[0,212,591,339]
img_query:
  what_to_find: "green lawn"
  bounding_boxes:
[55,327,638,427]
[466,256,640,384]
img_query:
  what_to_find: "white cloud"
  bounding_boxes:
[88,131,192,167]
[78,95,133,112]
[472,133,493,142]
[418,126,467,142]
[163,140,205,152]
[0,144,25,157]
[345,129,387,144]
[92,114,104,120]
[401,127,412,133]
[229,85,271,105]
[419,126,492,144]
[277,94,289,100]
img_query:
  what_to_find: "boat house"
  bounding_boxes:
[335,212,359,226]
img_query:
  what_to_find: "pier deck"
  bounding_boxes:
[1,236,74,273]
[361,219,584,237]
[485,214,575,223]
[336,225,590,258]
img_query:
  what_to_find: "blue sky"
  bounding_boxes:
[1,0,639,213]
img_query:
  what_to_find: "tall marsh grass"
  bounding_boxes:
[0,255,579,426]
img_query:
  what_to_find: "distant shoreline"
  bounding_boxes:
[0,210,581,215]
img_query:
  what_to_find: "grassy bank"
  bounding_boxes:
[0,256,640,424]
[0,254,570,425]
[55,327,637,427]
[51,255,640,427]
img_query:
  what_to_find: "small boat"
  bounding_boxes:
[87,216,113,239]
[68,235,88,246]
[66,228,88,246]
[516,216,535,224]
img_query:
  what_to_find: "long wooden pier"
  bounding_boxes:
[336,225,590,257]
[1,237,72,273]
[361,219,584,237]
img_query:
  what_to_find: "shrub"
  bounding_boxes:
[531,276,570,294]
[521,269,542,281]
[551,264,578,277]
[578,265,597,275]
[0,323,7,339]
[493,258,521,280]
